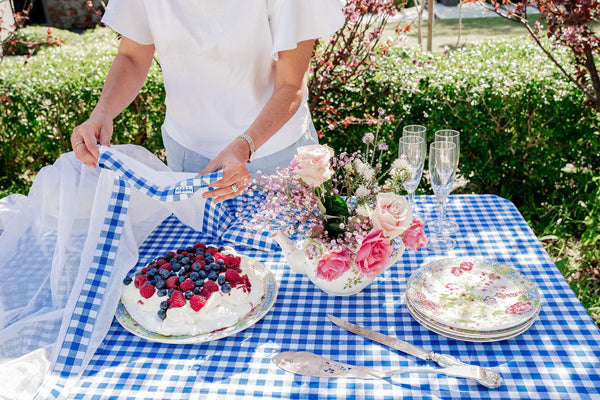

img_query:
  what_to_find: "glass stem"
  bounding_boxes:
[437,196,447,239]
[408,190,416,216]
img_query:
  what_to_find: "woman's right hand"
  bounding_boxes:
[71,111,113,168]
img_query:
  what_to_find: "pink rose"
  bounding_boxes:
[355,229,393,278]
[316,247,352,281]
[371,193,412,239]
[294,144,334,186]
[402,220,428,250]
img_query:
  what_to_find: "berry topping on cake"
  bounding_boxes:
[140,284,156,299]
[168,290,186,308]
[165,275,179,289]
[190,295,207,311]
[134,274,148,288]
[180,278,195,292]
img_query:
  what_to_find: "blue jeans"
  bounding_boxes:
[162,124,318,176]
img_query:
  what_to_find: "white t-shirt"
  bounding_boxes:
[102,0,345,159]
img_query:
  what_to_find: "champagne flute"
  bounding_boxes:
[399,135,426,221]
[427,141,457,252]
[430,129,460,234]
[403,125,427,139]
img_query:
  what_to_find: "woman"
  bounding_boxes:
[71,0,344,203]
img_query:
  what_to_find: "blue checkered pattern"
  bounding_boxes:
[50,193,600,400]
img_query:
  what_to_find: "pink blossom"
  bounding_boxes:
[371,193,412,239]
[402,220,428,251]
[294,144,334,186]
[355,229,393,278]
[316,246,352,281]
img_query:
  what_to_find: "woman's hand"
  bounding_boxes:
[199,137,252,204]
[71,112,113,168]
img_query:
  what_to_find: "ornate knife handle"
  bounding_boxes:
[428,351,503,389]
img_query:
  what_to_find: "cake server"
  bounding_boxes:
[272,351,495,386]
[327,314,502,389]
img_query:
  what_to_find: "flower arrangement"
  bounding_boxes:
[246,133,427,288]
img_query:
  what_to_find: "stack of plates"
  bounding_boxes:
[405,258,541,342]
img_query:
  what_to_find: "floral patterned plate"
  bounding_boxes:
[406,300,536,342]
[406,258,541,333]
[115,259,278,344]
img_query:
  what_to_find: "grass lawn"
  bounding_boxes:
[387,14,542,53]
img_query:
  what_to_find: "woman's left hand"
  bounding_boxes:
[199,138,252,204]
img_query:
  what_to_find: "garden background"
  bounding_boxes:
[1,1,599,326]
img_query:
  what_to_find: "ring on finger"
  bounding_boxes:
[231,183,239,193]
[74,141,85,148]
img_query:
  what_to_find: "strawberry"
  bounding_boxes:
[139,284,155,299]
[180,278,195,292]
[165,275,179,289]
[190,295,207,311]
[134,274,148,288]
[168,290,186,308]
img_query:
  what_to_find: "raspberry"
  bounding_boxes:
[168,290,186,308]
[141,266,149,274]
[203,280,219,293]
[193,242,206,250]
[134,274,148,288]
[140,284,156,299]
[165,276,179,289]
[156,259,167,267]
[180,278,195,292]
[205,247,218,255]
[190,295,207,311]
[225,269,242,283]
[159,263,172,271]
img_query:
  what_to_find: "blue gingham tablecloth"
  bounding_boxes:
[67,194,600,400]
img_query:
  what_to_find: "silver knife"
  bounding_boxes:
[327,314,503,389]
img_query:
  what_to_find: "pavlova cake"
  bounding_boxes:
[121,242,265,336]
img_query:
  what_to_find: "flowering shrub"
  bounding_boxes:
[246,133,427,279]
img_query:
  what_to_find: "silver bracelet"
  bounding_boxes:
[237,134,256,163]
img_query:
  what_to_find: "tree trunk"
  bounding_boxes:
[427,0,434,52]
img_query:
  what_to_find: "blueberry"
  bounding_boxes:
[192,263,202,272]
[208,262,219,271]
[180,256,191,265]
[171,263,182,272]
[160,301,169,310]
[195,279,204,287]
[198,270,208,279]
[185,246,194,253]
[159,269,170,280]
[217,259,225,266]
[193,287,201,294]
[207,271,218,281]
[123,276,133,285]
[218,246,226,252]
[168,288,175,296]
[179,276,186,283]
[221,283,231,294]
[204,255,214,264]
[144,280,154,285]
[157,289,168,297]
[189,272,200,281]
[217,275,226,286]
[195,249,204,255]
[164,253,173,261]
[155,279,166,289]
[184,290,193,299]
[157,309,167,320]
[182,265,191,274]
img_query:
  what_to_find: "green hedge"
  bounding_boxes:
[0,27,165,191]
[1,27,599,243]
